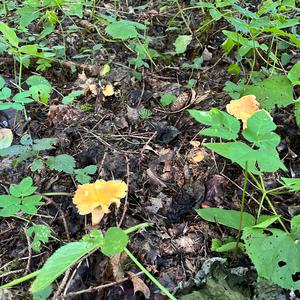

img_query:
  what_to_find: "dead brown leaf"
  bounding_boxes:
[127,271,150,299]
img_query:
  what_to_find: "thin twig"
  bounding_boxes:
[24,228,32,275]
[65,272,144,298]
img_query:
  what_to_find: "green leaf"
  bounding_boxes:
[196,208,255,230]
[288,61,300,86]
[291,215,300,239]
[0,195,21,217]
[242,75,294,111]
[243,227,300,290]
[13,91,33,104]
[252,215,279,229]
[26,76,52,104]
[33,285,53,300]
[32,138,57,151]
[45,154,76,174]
[31,241,101,293]
[21,195,43,214]
[105,20,145,40]
[0,21,19,48]
[189,108,240,140]
[101,227,129,256]
[242,110,279,148]
[0,86,11,100]
[209,8,223,20]
[30,159,44,172]
[19,45,38,56]
[62,90,83,105]
[27,224,51,252]
[160,93,176,107]
[174,35,192,54]
[280,177,300,192]
[9,177,37,197]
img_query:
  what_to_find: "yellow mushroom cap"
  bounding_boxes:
[72,179,128,225]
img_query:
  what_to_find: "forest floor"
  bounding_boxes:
[0,1,300,299]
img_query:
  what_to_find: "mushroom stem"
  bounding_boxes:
[91,207,105,225]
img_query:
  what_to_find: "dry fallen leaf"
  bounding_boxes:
[102,84,114,97]
[72,180,128,225]
[226,95,260,128]
[78,71,98,95]
[127,271,150,299]
[0,128,13,149]
[109,252,127,281]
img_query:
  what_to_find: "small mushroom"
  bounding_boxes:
[72,179,128,225]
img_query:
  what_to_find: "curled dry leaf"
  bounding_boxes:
[127,271,151,299]
[0,128,13,149]
[226,95,260,129]
[78,71,98,95]
[72,179,128,225]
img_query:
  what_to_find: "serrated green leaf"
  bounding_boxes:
[21,195,43,214]
[106,20,145,40]
[189,108,240,140]
[9,177,37,197]
[196,208,255,230]
[243,227,300,290]
[30,159,44,172]
[27,224,51,252]
[0,195,21,217]
[101,227,129,256]
[174,35,192,54]
[45,154,76,174]
[242,110,279,148]
[32,138,57,151]
[242,75,294,111]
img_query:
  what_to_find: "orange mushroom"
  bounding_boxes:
[72,179,128,225]
[226,95,260,129]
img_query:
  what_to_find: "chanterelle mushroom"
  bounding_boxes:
[72,179,128,225]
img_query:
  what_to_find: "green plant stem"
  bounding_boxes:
[124,223,151,234]
[0,270,40,289]
[42,192,73,197]
[236,164,248,249]
[124,248,177,300]
[249,173,289,234]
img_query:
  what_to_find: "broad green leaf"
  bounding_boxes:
[0,21,19,47]
[45,154,76,174]
[196,208,255,230]
[0,195,21,217]
[0,145,27,157]
[62,90,83,105]
[31,241,101,293]
[32,285,53,300]
[101,227,129,256]
[288,61,300,86]
[27,224,51,252]
[26,76,52,104]
[17,6,39,28]
[9,177,37,197]
[243,227,300,290]
[189,108,240,140]
[13,91,34,104]
[205,141,286,174]
[105,20,145,40]
[174,35,192,54]
[160,93,176,107]
[242,110,279,148]
[242,75,294,111]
